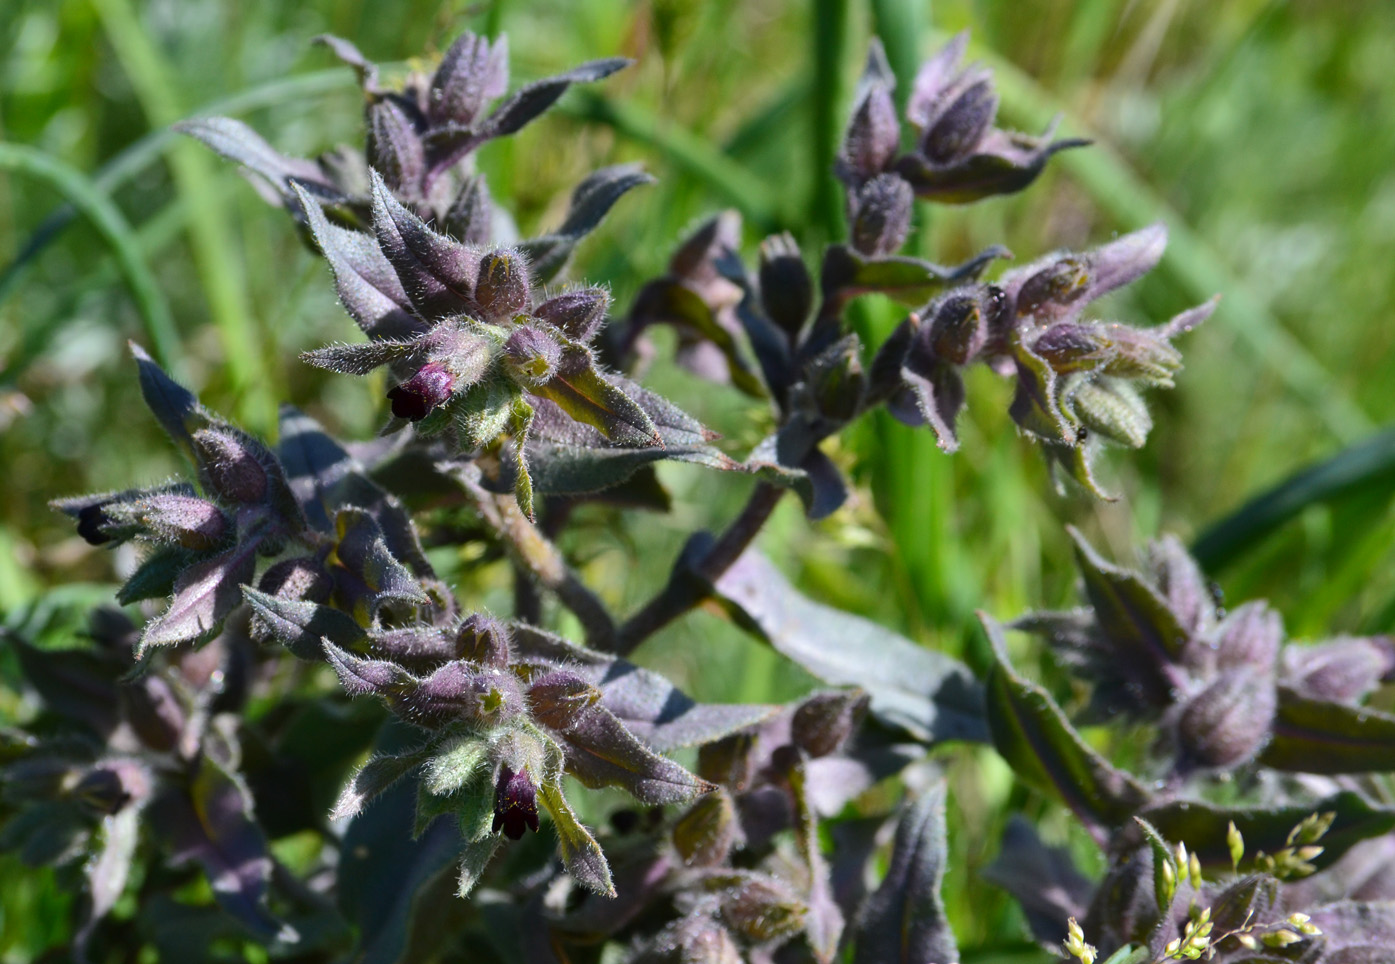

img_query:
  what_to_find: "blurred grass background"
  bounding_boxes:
[4,0,1395,959]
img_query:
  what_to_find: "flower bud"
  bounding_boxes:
[527,670,602,731]
[492,763,540,840]
[673,788,737,866]
[108,493,229,551]
[1031,322,1113,373]
[850,173,914,257]
[534,287,610,343]
[475,249,531,319]
[1176,670,1276,769]
[841,83,900,181]
[714,872,809,943]
[697,732,756,790]
[927,290,990,364]
[454,612,511,667]
[71,766,130,816]
[367,96,425,195]
[922,75,997,164]
[429,32,508,127]
[1285,635,1395,703]
[791,689,869,758]
[1068,378,1152,449]
[1015,257,1090,322]
[191,429,269,503]
[758,233,814,338]
[637,917,742,964]
[387,362,456,421]
[1213,601,1282,675]
[502,326,562,387]
[258,555,333,604]
[412,660,522,726]
[808,336,866,423]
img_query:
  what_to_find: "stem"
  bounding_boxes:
[608,481,785,656]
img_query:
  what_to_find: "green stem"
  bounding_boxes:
[810,0,851,241]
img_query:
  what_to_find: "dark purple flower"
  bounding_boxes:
[492,764,540,840]
[387,362,456,421]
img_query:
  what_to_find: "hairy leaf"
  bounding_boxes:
[539,782,614,898]
[332,749,432,821]
[1259,686,1395,773]
[557,703,714,804]
[521,164,654,282]
[138,540,260,654]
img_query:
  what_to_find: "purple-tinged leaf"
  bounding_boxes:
[981,815,1094,947]
[531,344,662,447]
[1007,329,1074,445]
[1259,685,1395,774]
[629,278,766,398]
[1140,790,1395,874]
[7,634,121,736]
[509,623,776,752]
[521,164,654,282]
[370,171,482,321]
[367,96,427,196]
[478,57,630,140]
[1307,900,1395,958]
[311,34,380,91]
[331,748,432,821]
[118,545,202,605]
[241,585,367,660]
[176,116,337,210]
[333,507,428,615]
[558,703,715,804]
[293,184,423,341]
[900,351,966,453]
[820,243,1008,311]
[153,755,294,942]
[786,756,842,963]
[980,613,1150,833]
[77,805,141,951]
[746,429,848,521]
[538,781,614,898]
[673,789,738,867]
[853,781,957,964]
[130,342,207,454]
[429,32,509,126]
[714,552,987,743]
[138,540,261,655]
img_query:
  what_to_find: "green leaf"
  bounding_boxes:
[980,613,1150,831]
[712,551,987,744]
[820,243,1007,310]
[1070,526,1188,664]
[1258,686,1395,774]
[539,782,614,898]
[331,748,432,821]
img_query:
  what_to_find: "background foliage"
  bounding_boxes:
[3,0,1395,959]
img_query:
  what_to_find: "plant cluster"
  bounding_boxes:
[6,23,1395,964]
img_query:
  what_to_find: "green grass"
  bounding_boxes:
[4,0,1395,958]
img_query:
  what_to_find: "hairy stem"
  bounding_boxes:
[608,481,785,656]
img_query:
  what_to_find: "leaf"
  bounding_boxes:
[746,424,848,520]
[332,749,432,821]
[531,344,662,447]
[370,171,482,321]
[1140,790,1395,873]
[629,278,766,398]
[154,755,294,942]
[853,781,957,964]
[556,703,714,805]
[138,540,260,655]
[176,116,332,208]
[520,164,654,282]
[1258,686,1395,773]
[241,586,367,660]
[294,184,423,341]
[980,815,1094,946]
[980,613,1150,831]
[712,551,988,743]
[509,623,777,752]
[77,805,141,949]
[130,342,207,456]
[1007,328,1074,445]
[539,781,615,898]
[1070,526,1189,666]
[479,57,629,138]
[333,507,428,615]
[899,353,966,453]
[7,634,121,736]
[820,243,1007,309]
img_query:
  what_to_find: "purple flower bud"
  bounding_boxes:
[808,336,866,423]
[672,788,737,866]
[791,689,870,758]
[475,249,531,319]
[759,233,814,338]
[639,916,742,964]
[108,494,229,551]
[527,670,601,731]
[850,173,914,257]
[1148,535,1218,638]
[841,83,900,182]
[697,732,756,790]
[716,872,809,943]
[492,764,540,840]
[926,289,990,364]
[534,287,610,343]
[1213,601,1282,676]
[1175,670,1276,770]
[366,96,426,196]
[921,75,997,164]
[1031,322,1113,373]
[1284,636,1395,704]
[454,612,511,666]
[191,429,269,503]
[502,326,562,387]
[387,362,456,421]
[1014,257,1090,322]
[429,32,509,127]
[414,660,522,725]
[77,502,117,545]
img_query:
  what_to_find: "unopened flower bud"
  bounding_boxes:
[527,670,601,730]
[1031,322,1113,373]
[1213,601,1282,675]
[387,362,456,421]
[841,83,900,181]
[534,287,609,343]
[672,788,737,866]
[716,873,808,943]
[1176,670,1276,769]
[412,660,522,726]
[258,555,333,604]
[922,75,997,164]
[191,429,269,503]
[454,612,511,667]
[367,96,425,195]
[639,917,742,964]
[108,494,229,550]
[475,249,531,319]
[850,173,914,257]
[809,336,866,423]
[1285,636,1395,703]
[927,290,990,364]
[791,689,869,758]
[1015,257,1089,321]
[71,766,130,815]
[697,732,755,790]
[759,233,814,337]
[502,326,562,387]
[492,764,540,840]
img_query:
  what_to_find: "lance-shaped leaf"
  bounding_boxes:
[745,421,848,520]
[1140,790,1395,874]
[783,756,843,963]
[530,343,661,447]
[370,171,482,321]
[538,781,615,898]
[301,339,423,376]
[521,164,654,282]
[712,551,988,743]
[553,702,714,805]
[119,546,202,604]
[8,635,122,736]
[509,623,776,752]
[853,781,957,964]
[294,185,422,341]
[333,507,428,616]
[131,342,209,456]
[77,805,141,951]
[980,613,1150,832]
[332,748,433,821]
[899,351,966,453]
[138,539,261,654]
[981,816,1094,947]
[241,586,367,660]
[152,755,295,942]
[820,243,1008,311]
[176,116,339,211]
[1258,686,1395,774]
[1071,526,1189,666]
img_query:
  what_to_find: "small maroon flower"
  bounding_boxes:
[76,503,116,545]
[492,765,540,840]
[387,362,456,421]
